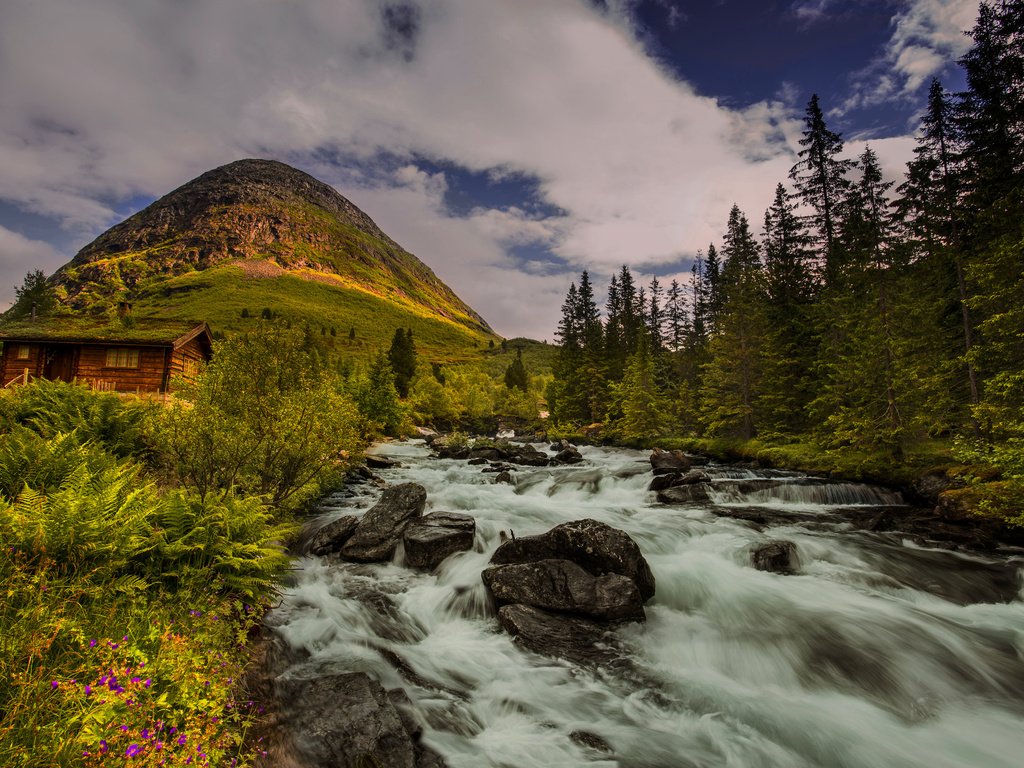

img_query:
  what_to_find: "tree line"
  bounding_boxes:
[550,0,1024,466]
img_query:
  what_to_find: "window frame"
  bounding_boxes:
[104,347,140,369]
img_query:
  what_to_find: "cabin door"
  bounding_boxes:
[43,345,76,382]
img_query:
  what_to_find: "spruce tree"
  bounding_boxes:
[388,328,417,398]
[760,183,816,435]
[6,270,57,320]
[504,349,529,391]
[700,206,769,439]
[615,331,668,442]
[789,94,855,287]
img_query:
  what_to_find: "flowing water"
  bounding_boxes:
[266,442,1024,768]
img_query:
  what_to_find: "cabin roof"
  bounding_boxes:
[0,317,213,351]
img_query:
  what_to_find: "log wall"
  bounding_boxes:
[0,343,42,386]
[74,345,168,393]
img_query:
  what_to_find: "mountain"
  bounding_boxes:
[53,159,496,359]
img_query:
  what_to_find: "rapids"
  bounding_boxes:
[266,441,1024,768]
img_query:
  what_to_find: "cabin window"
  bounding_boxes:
[182,357,201,378]
[105,348,139,368]
[15,344,31,360]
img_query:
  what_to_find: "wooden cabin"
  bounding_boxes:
[0,319,213,393]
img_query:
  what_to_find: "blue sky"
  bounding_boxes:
[0,0,979,338]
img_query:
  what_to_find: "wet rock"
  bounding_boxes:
[346,465,379,484]
[306,515,360,556]
[751,540,797,573]
[366,455,401,470]
[494,470,514,485]
[498,604,618,666]
[491,518,656,602]
[679,469,712,485]
[467,457,488,466]
[648,473,681,491]
[552,446,584,465]
[570,730,614,754]
[469,446,508,462]
[341,483,427,562]
[549,439,572,452]
[403,512,476,570]
[284,672,432,768]
[482,462,514,473]
[507,444,550,467]
[483,559,646,622]
[910,471,957,506]
[650,447,691,475]
[656,484,711,504]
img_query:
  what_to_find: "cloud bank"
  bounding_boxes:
[0,0,942,336]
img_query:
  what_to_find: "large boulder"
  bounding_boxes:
[750,540,797,573]
[650,447,691,475]
[403,512,476,570]
[482,559,645,622]
[497,604,617,666]
[306,515,360,556]
[491,518,656,602]
[341,483,427,562]
[285,672,444,768]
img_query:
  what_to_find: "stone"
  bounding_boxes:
[482,559,646,622]
[469,446,508,462]
[403,512,476,570]
[650,447,691,475]
[306,514,360,556]
[491,518,656,602]
[549,439,571,452]
[341,483,427,562]
[570,730,614,754]
[656,484,711,504]
[283,672,438,768]
[494,470,514,484]
[497,604,617,666]
[648,473,681,492]
[467,457,488,465]
[366,455,401,470]
[552,446,584,465]
[751,540,797,573]
[507,444,550,466]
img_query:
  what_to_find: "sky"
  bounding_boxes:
[0,0,980,339]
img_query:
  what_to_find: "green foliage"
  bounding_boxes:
[159,325,365,509]
[613,332,668,441]
[0,381,292,765]
[350,352,407,436]
[388,327,417,398]
[503,349,529,391]
[0,379,153,459]
[4,269,59,320]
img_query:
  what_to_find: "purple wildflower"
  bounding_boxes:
[50,680,58,689]
[125,743,141,757]
[99,740,108,754]
[89,639,97,647]
[177,734,187,746]
[84,685,92,695]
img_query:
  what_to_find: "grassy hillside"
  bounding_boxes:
[128,262,497,363]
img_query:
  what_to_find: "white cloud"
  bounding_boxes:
[837,0,975,115]
[0,0,920,336]
[0,225,65,308]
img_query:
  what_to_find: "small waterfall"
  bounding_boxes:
[262,441,1024,768]
[707,478,905,507]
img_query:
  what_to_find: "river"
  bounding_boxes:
[265,441,1024,768]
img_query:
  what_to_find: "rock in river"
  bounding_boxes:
[306,515,360,556]
[482,559,646,622]
[341,483,427,563]
[490,518,656,602]
[497,603,617,666]
[403,512,476,570]
[284,671,444,768]
[751,540,798,573]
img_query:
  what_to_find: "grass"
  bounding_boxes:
[127,263,499,363]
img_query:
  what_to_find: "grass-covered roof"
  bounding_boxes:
[0,316,209,347]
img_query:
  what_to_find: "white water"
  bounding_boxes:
[268,442,1024,768]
